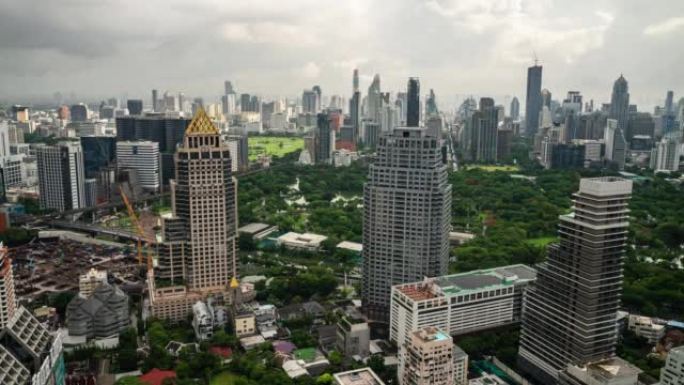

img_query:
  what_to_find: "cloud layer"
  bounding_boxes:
[0,0,682,110]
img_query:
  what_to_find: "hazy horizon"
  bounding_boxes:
[1,0,683,111]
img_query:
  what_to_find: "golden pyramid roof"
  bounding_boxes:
[185,107,219,135]
[230,276,239,289]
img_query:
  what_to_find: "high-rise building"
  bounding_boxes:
[665,90,675,115]
[406,78,420,127]
[609,75,630,132]
[626,112,654,142]
[660,345,684,385]
[518,177,633,384]
[471,97,498,162]
[80,136,116,178]
[150,108,238,321]
[362,125,451,322]
[116,141,161,191]
[425,89,438,118]
[0,244,16,329]
[525,65,543,137]
[510,97,520,121]
[353,69,360,93]
[604,119,627,169]
[226,135,248,172]
[315,113,335,164]
[303,89,320,114]
[399,326,468,385]
[70,103,89,122]
[350,92,361,142]
[36,141,86,212]
[127,99,143,115]
[650,138,681,172]
[541,88,552,109]
[152,89,159,112]
[367,75,383,124]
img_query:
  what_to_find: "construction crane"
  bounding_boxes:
[119,187,154,272]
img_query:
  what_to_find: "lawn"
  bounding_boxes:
[210,371,240,385]
[465,165,520,172]
[525,236,558,247]
[248,136,304,161]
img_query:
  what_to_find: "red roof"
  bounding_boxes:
[209,346,233,358]
[139,369,176,385]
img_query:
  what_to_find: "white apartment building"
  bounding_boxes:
[116,140,160,191]
[661,345,684,385]
[390,264,536,346]
[399,326,468,385]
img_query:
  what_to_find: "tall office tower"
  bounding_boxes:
[609,75,630,132]
[240,93,251,112]
[665,90,674,115]
[566,91,583,113]
[510,97,520,121]
[541,88,552,109]
[471,97,498,162]
[70,103,89,122]
[313,85,322,107]
[406,77,420,127]
[178,93,186,112]
[36,141,86,212]
[425,89,439,118]
[362,125,451,322]
[152,89,159,112]
[353,69,360,93]
[367,74,383,124]
[650,138,681,172]
[314,113,335,164]
[399,327,468,385]
[151,108,238,321]
[0,245,16,329]
[660,346,684,385]
[303,89,320,114]
[226,135,249,172]
[224,80,235,95]
[116,141,161,191]
[604,119,627,169]
[221,93,237,115]
[518,177,633,384]
[127,99,143,115]
[350,92,361,141]
[525,64,543,137]
[626,112,654,142]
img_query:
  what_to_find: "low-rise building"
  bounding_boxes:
[234,310,256,338]
[558,357,641,385]
[78,268,107,298]
[334,368,386,385]
[192,301,214,341]
[276,232,327,251]
[336,308,370,358]
[390,264,536,346]
[237,223,279,240]
[66,282,130,339]
[628,314,665,344]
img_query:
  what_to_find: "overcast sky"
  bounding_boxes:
[1,0,683,110]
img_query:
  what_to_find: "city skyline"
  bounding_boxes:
[1,1,683,109]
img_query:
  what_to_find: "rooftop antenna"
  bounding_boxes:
[533,51,539,66]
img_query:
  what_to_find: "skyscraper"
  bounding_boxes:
[609,75,630,132]
[127,99,143,115]
[510,97,520,121]
[152,89,159,112]
[116,141,161,191]
[353,69,359,93]
[36,141,86,212]
[518,177,633,384]
[604,119,627,170]
[150,108,238,321]
[367,75,383,124]
[315,113,335,164]
[660,346,684,385]
[406,77,420,127]
[70,103,89,122]
[665,90,674,115]
[525,65,543,137]
[362,125,451,322]
[471,97,498,162]
[303,89,320,114]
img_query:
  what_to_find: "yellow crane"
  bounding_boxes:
[119,187,154,272]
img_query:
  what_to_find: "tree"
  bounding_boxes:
[316,373,334,384]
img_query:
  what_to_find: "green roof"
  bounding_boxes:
[294,347,317,362]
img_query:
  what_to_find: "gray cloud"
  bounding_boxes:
[0,0,683,111]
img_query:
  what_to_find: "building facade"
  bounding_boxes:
[116,140,160,191]
[35,141,86,212]
[150,108,238,321]
[525,65,543,137]
[362,126,451,322]
[518,177,633,384]
[390,264,536,346]
[399,326,468,385]
[660,346,684,385]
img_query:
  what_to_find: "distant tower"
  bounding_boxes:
[525,64,543,137]
[518,177,633,384]
[406,77,420,127]
[152,89,159,112]
[353,69,360,93]
[541,89,552,109]
[367,75,382,124]
[608,75,630,132]
[510,97,520,121]
[127,99,143,115]
[665,90,674,115]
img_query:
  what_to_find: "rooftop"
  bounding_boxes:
[395,264,536,301]
[238,223,273,235]
[566,357,641,382]
[333,368,386,385]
